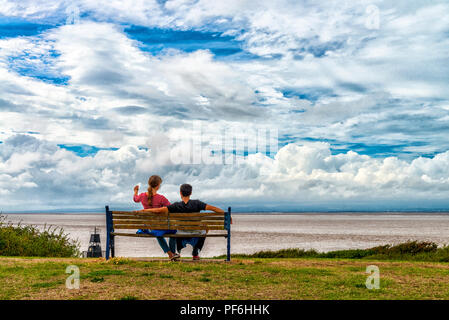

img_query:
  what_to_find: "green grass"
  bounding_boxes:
[31,280,62,288]
[0,215,79,257]
[1,255,449,300]
[2,238,449,300]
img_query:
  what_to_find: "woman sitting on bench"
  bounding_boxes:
[133,175,180,261]
[135,183,224,261]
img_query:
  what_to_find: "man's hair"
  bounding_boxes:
[180,184,192,197]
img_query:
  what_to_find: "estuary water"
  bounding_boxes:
[4,213,449,257]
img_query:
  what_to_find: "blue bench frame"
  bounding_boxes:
[105,206,232,261]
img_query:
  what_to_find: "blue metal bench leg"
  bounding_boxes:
[110,234,115,258]
[226,207,231,262]
[106,234,110,260]
[105,206,111,260]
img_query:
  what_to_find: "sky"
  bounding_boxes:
[1,0,449,212]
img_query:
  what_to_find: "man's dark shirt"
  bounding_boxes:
[166,199,207,253]
[167,199,207,213]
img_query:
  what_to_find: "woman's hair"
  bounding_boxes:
[147,175,162,206]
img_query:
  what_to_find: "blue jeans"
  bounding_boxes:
[176,237,205,256]
[157,236,177,253]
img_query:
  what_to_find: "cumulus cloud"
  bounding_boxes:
[1,1,449,210]
[50,22,260,118]
[1,135,449,211]
[0,21,265,151]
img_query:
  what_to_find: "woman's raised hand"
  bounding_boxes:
[134,185,139,193]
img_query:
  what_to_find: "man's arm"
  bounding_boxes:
[205,204,224,213]
[205,204,232,224]
[135,207,169,214]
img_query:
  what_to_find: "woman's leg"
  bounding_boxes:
[168,237,177,254]
[156,237,174,257]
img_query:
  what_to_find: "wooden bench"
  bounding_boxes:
[105,206,232,261]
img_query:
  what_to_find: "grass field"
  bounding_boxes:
[1,256,449,300]
[3,215,449,300]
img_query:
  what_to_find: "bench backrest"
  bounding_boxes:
[110,211,229,231]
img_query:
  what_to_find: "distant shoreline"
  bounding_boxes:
[4,212,449,256]
[3,211,449,216]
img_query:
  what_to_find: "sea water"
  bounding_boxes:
[4,213,449,257]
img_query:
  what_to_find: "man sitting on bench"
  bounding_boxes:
[136,183,224,260]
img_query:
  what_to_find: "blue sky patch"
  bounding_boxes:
[6,48,70,86]
[58,144,119,157]
[0,17,56,38]
[282,137,438,159]
[280,87,337,102]
[123,25,244,58]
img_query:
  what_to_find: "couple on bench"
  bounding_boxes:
[133,175,224,261]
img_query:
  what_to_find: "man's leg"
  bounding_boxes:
[168,237,177,253]
[192,237,205,257]
[176,238,187,255]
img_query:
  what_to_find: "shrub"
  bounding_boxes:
[370,241,438,255]
[234,248,320,259]
[217,241,449,262]
[0,214,79,257]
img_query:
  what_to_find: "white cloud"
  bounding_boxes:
[0,21,264,150]
[1,135,449,211]
[1,1,449,210]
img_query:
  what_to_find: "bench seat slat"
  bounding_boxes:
[112,211,225,217]
[112,220,224,225]
[112,215,224,221]
[113,223,169,228]
[114,224,225,230]
[169,212,225,217]
[112,215,166,219]
[113,225,158,229]
[170,225,224,229]
[113,220,224,226]
[114,224,224,230]
[112,217,224,222]
[170,217,224,221]
[111,232,228,238]
[112,225,225,230]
